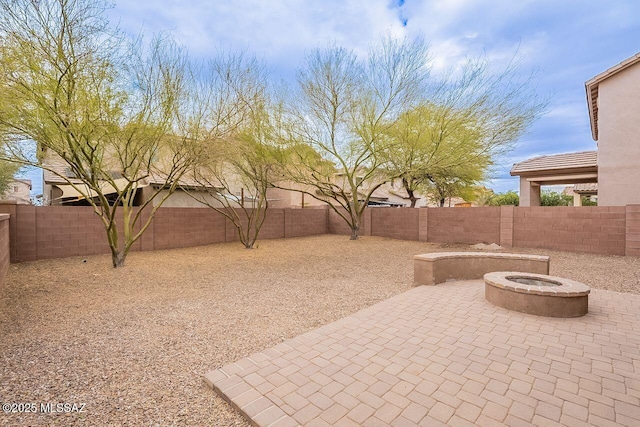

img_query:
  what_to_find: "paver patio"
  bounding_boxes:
[205,280,640,426]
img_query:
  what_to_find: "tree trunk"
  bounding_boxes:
[439,198,445,207]
[350,218,360,240]
[111,250,126,268]
[406,188,418,208]
[403,178,418,208]
[348,205,361,240]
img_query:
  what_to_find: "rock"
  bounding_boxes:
[471,243,503,251]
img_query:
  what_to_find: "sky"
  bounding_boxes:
[22,0,640,196]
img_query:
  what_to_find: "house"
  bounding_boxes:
[266,183,330,209]
[41,152,458,209]
[42,152,234,207]
[563,184,598,206]
[510,151,598,206]
[41,152,310,209]
[368,180,426,207]
[585,52,640,206]
[511,51,640,206]
[1,179,32,204]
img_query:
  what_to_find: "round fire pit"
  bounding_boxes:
[484,271,590,317]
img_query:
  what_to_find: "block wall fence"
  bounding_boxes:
[0,205,328,263]
[0,204,638,265]
[0,214,10,289]
[327,205,640,257]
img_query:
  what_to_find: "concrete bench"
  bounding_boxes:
[414,252,550,286]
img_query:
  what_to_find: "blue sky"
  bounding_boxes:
[24,0,640,196]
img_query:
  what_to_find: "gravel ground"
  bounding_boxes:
[1,235,639,426]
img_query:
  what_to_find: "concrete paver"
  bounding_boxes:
[204,280,640,426]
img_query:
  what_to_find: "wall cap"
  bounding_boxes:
[414,252,549,262]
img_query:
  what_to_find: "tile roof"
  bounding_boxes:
[573,183,598,193]
[42,154,80,184]
[510,151,597,175]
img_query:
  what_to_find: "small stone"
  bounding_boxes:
[471,243,503,250]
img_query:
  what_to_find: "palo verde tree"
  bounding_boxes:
[190,134,277,249]
[493,190,520,206]
[0,0,207,267]
[380,102,491,207]
[275,37,430,239]
[423,165,483,207]
[186,56,277,249]
[473,187,497,207]
[0,161,20,196]
[380,56,547,207]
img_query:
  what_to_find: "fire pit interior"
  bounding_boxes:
[506,276,561,287]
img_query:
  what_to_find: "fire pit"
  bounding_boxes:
[484,271,590,317]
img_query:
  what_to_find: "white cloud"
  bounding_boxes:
[98,0,640,196]
[110,0,406,71]
[544,102,586,124]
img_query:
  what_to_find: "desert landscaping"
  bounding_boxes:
[1,234,639,426]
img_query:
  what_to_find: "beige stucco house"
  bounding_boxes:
[42,152,239,208]
[41,152,328,209]
[511,151,597,206]
[585,52,640,206]
[512,52,640,206]
[267,179,419,209]
[563,183,598,206]
[1,179,32,205]
[41,147,454,210]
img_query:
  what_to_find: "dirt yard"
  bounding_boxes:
[1,235,639,426]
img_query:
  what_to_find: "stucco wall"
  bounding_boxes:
[597,63,640,206]
[266,187,327,209]
[1,181,32,205]
[152,189,226,208]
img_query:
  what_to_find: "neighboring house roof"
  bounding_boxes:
[585,52,640,141]
[42,154,79,184]
[510,151,598,176]
[53,178,150,202]
[573,183,598,194]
